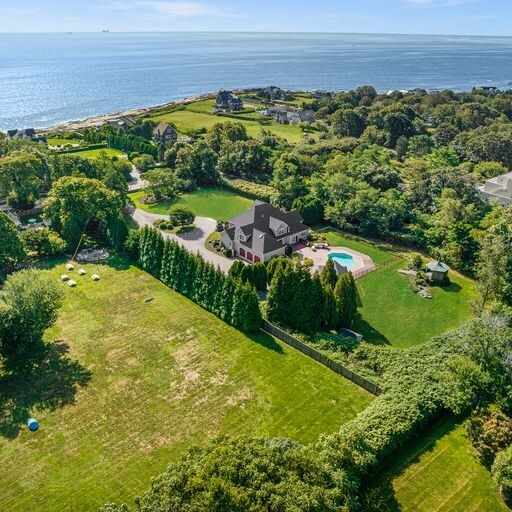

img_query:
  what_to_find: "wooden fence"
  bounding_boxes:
[261,320,382,396]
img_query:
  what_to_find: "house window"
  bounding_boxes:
[246,252,253,262]
[254,255,261,263]
[239,248,246,257]
[239,233,246,242]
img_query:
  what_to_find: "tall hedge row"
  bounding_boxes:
[137,227,262,332]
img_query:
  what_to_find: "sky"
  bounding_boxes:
[0,0,510,36]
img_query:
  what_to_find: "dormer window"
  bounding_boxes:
[239,233,246,242]
[278,228,285,236]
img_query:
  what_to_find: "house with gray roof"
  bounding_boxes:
[220,200,310,263]
[153,122,177,146]
[479,172,512,205]
[215,90,243,111]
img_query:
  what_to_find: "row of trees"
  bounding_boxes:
[133,227,262,332]
[266,257,360,334]
[106,133,157,158]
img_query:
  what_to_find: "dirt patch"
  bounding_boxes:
[226,387,252,407]
[106,347,128,362]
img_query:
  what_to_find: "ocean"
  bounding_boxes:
[1,32,512,131]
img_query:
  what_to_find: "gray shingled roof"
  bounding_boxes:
[229,201,306,240]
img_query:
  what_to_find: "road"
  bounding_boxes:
[131,207,234,273]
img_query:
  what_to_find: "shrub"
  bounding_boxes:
[169,205,195,227]
[221,177,276,202]
[492,445,512,504]
[224,248,232,257]
[154,219,174,230]
[466,408,512,466]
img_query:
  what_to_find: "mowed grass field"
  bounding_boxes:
[380,420,508,511]
[73,148,126,160]
[148,101,307,143]
[129,187,253,220]
[320,228,477,348]
[0,259,373,512]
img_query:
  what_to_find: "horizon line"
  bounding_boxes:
[0,30,511,38]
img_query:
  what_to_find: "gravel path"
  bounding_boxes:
[131,207,234,273]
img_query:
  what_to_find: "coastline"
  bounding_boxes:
[37,92,217,134]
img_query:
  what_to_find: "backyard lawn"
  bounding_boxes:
[320,228,478,348]
[129,187,253,220]
[0,259,373,512]
[372,419,508,512]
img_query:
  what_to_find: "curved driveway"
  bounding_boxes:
[131,208,233,273]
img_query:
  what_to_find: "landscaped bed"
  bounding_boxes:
[0,258,373,512]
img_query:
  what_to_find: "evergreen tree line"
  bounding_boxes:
[136,227,262,332]
[228,260,267,292]
[106,133,157,158]
[266,257,361,334]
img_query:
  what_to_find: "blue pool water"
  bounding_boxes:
[328,252,355,269]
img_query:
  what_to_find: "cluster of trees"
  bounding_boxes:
[0,143,131,211]
[0,269,63,369]
[43,176,125,249]
[133,227,261,332]
[266,257,360,334]
[0,212,68,277]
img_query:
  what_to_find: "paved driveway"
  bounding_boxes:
[131,208,233,273]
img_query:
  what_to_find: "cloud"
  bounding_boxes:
[102,1,214,17]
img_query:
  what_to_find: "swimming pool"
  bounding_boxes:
[328,252,355,269]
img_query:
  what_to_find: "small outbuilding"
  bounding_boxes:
[426,261,450,282]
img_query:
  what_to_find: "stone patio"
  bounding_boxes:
[294,244,376,279]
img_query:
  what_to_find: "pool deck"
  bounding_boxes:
[295,244,376,279]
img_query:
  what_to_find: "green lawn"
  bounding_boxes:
[0,259,373,512]
[320,227,477,348]
[47,138,80,147]
[377,420,509,512]
[149,107,307,143]
[72,148,126,160]
[129,187,253,220]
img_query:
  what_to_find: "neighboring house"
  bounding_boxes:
[479,172,512,205]
[261,105,315,125]
[220,200,310,263]
[153,122,178,145]
[258,86,292,101]
[107,117,137,130]
[6,128,36,140]
[215,90,243,111]
[6,128,47,146]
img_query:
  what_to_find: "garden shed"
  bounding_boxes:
[426,261,450,282]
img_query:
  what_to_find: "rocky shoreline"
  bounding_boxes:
[37,92,217,134]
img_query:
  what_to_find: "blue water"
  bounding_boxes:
[328,252,355,269]
[1,32,512,130]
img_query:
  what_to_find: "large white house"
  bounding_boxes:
[479,172,512,205]
[220,200,309,263]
